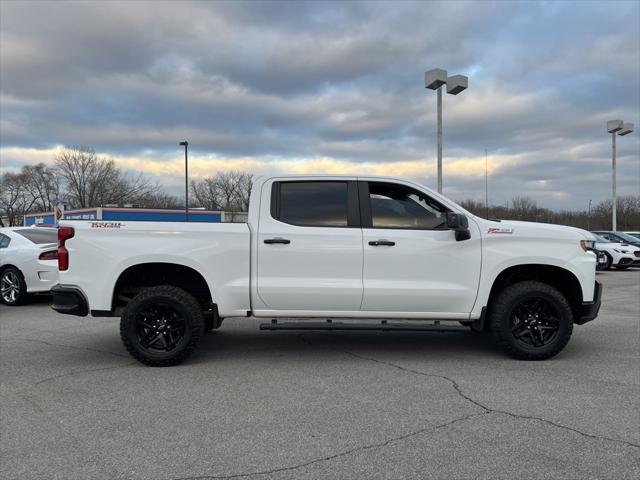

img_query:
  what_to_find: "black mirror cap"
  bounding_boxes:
[446,212,469,230]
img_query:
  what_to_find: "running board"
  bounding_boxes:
[259,319,469,332]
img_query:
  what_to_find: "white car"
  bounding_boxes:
[52,174,601,365]
[0,227,59,305]
[592,234,640,270]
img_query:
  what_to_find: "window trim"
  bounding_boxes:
[270,180,360,228]
[359,181,451,231]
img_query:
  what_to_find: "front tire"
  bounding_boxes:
[120,286,205,366]
[490,281,573,360]
[0,268,29,306]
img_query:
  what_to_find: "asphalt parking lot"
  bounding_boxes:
[1,271,639,480]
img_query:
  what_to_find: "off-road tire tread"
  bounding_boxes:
[120,285,204,367]
[490,281,573,361]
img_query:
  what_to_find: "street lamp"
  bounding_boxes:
[425,68,468,193]
[179,141,189,222]
[587,199,592,231]
[606,120,634,231]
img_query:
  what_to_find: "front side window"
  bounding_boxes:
[275,181,349,227]
[368,182,447,229]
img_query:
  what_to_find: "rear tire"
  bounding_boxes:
[120,285,205,366]
[490,281,573,360]
[0,267,29,306]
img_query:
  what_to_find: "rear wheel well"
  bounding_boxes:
[113,263,213,315]
[486,265,583,327]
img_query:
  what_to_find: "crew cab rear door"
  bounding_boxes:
[359,180,481,315]
[256,179,363,312]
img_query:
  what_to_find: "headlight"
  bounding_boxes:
[580,240,595,251]
[613,249,621,253]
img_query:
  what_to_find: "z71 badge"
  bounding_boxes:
[487,227,514,234]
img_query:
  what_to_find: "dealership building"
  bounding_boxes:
[23,207,236,226]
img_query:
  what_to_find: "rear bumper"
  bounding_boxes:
[51,285,89,317]
[576,281,602,325]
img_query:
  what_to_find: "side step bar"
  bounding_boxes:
[259,319,469,332]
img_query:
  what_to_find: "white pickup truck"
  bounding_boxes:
[51,175,601,366]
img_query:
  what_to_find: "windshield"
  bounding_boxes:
[593,234,611,243]
[613,232,640,243]
[14,228,57,244]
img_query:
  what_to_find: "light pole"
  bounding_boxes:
[179,141,189,222]
[606,121,634,231]
[425,68,468,193]
[587,199,592,230]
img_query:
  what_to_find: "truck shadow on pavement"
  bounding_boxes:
[191,328,499,364]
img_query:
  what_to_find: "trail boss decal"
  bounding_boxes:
[487,227,514,234]
[91,222,123,229]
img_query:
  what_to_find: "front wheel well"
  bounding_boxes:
[485,264,584,327]
[112,263,213,315]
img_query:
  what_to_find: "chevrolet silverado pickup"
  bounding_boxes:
[51,175,602,366]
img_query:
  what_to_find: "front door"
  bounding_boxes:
[360,181,481,314]
[257,180,363,312]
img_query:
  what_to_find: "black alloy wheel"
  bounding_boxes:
[135,302,188,353]
[509,297,560,348]
[120,285,205,366]
[490,281,573,360]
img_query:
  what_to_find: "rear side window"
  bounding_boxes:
[14,229,57,244]
[273,181,350,227]
[0,234,10,248]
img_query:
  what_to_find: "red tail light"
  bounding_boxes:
[58,226,75,271]
[39,250,58,261]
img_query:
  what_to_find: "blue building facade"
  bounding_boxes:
[24,207,222,226]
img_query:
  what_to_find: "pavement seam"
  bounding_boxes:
[168,412,489,480]
[16,337,130,359]
[305,337,640,450]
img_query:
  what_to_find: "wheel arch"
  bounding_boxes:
[485,264,584,327]
[112,262,213,315]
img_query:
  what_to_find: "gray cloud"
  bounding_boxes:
[1,0,639,209]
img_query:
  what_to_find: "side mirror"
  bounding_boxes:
[446,212,471,241]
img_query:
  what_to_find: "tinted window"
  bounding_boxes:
[368,182,447,229]
[0,234,10,248]
[277,182,348,227]
[14,228,57,244]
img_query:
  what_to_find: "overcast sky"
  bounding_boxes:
[1,0,639,209]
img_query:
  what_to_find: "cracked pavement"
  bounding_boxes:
[1,271,639,479]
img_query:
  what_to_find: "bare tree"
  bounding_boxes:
[0,171,38,226]
[55,146,154,208]
[190,171,253,212]
[22,163,60,212]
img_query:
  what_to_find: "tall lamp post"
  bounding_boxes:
[587,199,592,231]
[606,121,634,231]
[179,141,189,222]
[425,68,468,194]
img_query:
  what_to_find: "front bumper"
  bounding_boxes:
[51,285,89,317]
[576,281,602,325]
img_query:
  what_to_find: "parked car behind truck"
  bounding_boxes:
[0,227,58,305]
[51,175,601,366]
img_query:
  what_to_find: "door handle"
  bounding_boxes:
[264,238,291,244]
[369,240,395,246]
